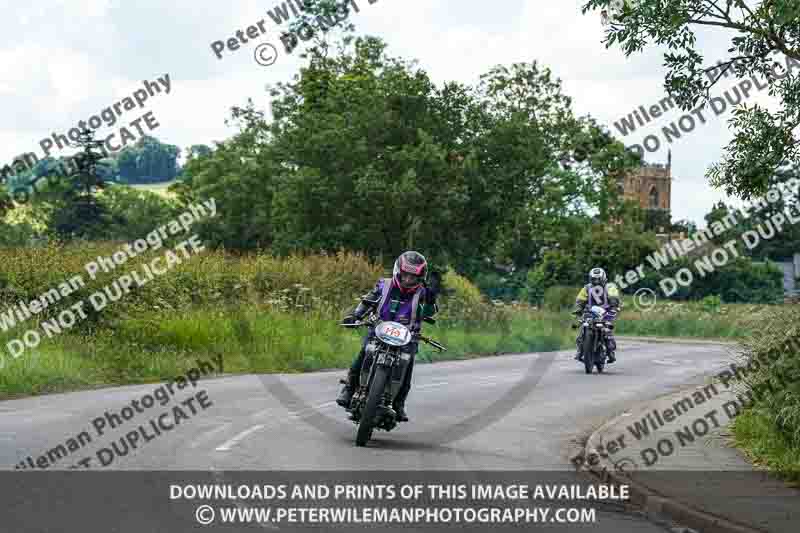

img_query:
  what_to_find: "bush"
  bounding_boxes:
[0,220,39,247]
[740,308,800,447]
[526,250,580,304]
[542,286,578,312]
[98,185,180,241]
[0,246,498,342]
[439,270,487,317]
[699,294,722,313]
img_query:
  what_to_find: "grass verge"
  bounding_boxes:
[732,409,800,484]
[0,307,575,399]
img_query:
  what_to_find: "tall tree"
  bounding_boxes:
[47,129,113,240]
[583,0,800,200]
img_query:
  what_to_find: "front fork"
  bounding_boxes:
[357,349,412,407]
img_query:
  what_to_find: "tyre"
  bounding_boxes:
[582,329,594,375]
[596,342,605,373]
[356,365,388,446]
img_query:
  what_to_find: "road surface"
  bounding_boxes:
[2,338,735,532]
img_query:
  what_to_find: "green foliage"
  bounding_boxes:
[0,219,38,247]
[614,299,768,339]
[643,208,671,232]
[113,135,181,184]
[699,294,722,313]
[98,185,180,241]
[42,130,113,241]
[732,306,800,479]
[471,270,528,301]
[700,168,800,262]
[526,250,581,303]
[177,37,634,268]
[0,246,575,397]
[733,410,800,482]
[525,220,782,304]
[582,0,800,200]
[542,285,578,312]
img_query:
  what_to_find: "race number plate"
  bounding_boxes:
[375,321,412,346]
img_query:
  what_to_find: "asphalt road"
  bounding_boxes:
[1,338,735,532]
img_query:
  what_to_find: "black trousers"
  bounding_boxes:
[349,333,416,406]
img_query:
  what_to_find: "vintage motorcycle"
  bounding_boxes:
[574,305,614,374]
[340,308,445,446]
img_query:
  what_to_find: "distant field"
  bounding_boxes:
[127,180,177,197]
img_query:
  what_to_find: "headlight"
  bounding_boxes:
[365,341,378,356]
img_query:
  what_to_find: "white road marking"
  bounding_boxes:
[288,401,337,418]
[190,423,233,449]
[215,425,266,451]
[415,381,449,389]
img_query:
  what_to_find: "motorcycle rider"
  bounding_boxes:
[571,267,620,363]
[336,251,440,422]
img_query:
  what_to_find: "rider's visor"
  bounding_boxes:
[399,272,422,288]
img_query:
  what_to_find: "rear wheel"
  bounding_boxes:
[582,329,594,374]
[356,365,388,446]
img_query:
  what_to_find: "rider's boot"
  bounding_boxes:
[394,401,409,422]
[393,388,410,422]
[606,351,616,364]
[336,371,358,407]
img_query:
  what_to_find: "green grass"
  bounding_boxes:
[0,306,575,399]
[614,314,745,339]
[612,299,773,340]
[732,409,800,484]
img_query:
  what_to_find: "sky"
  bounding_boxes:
[0,0,784,226]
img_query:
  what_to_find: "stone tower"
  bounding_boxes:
[618,150,672,211]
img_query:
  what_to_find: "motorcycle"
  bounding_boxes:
[573,305,614,374]
[340,305,446,446]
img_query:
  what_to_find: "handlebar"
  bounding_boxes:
[339,318,446,351]
[415,333,446,351]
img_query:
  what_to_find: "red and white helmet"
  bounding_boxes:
[392,251,428,292]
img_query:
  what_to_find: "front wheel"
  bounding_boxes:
[582,328,594,374]
[356,365,389,446]
[595,339,605,373]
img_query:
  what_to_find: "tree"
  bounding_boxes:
[99,185,179,241]
[671,217,698,235]
[114,136,180,183]
[187,144,212,160]
[46,129,113,240]
[643,207,672,232]
[173,101,277,250]
[583,0,800,200]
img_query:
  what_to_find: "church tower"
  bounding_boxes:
[617,150,672,211]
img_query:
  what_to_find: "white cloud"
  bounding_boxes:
[0,0,787,225]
